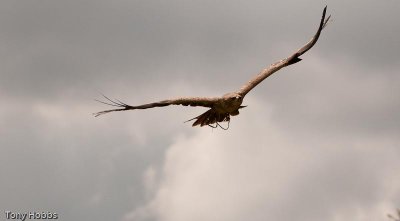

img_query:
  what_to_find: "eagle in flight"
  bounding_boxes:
[95,7,331,129]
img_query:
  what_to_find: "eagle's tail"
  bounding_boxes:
[185,109,230,127]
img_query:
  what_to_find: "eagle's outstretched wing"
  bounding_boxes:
[236,6,331,96]
[94,94,220,117]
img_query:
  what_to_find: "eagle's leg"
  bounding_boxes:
[210,114,230,130]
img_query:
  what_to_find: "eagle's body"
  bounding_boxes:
[183,93,244,128]
[214,93,243,115]
[95,7,331,129]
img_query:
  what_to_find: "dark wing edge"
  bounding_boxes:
[93,94,220,117]
[236,6,331,96]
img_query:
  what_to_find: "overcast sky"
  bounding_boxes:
[1,1,400,221]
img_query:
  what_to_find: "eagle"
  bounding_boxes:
[95,7,331,129]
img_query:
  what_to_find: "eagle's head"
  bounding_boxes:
[223,92,242,102]
[221,92,244,113]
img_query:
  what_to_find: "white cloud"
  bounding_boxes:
[125,98,400,221]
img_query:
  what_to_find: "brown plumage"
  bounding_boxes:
[94,7,331,129]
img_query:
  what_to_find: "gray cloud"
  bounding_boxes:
[1,1,399,221]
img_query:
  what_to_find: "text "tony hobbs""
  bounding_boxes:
[5,211,58,220]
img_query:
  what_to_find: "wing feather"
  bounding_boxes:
[236,6,331,96]
[94,95,220,117]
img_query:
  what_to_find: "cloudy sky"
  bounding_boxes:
[1,0,399,221]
